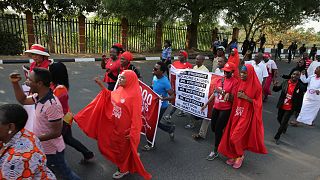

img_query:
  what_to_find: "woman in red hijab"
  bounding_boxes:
[120,51,141,79]
[228,48,240,78]
[74,70,151,179]
[218,64,267,169]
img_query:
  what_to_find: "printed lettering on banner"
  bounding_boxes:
[139,81,161,147]
[171,67,212,118]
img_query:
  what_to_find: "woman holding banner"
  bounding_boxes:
[74,70,151,179]
[200,62,239,161]
[218,64,267,169]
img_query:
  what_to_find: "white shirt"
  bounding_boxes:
[262,59,278,73]
[193,65,209,72]
[214,68,224,76]
[245,60,269,84]
[301,74,320,91]
[307,61,320,76]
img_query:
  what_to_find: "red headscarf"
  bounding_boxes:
[74,70,151,179]
[228,48,240,78]
[180,50,188,59]
[218,64,267,158]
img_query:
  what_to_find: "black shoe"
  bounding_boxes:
[274,138,280,145]
[80,152,95,164]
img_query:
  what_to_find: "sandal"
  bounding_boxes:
[226,158,235,165]
[192,134,205,140]
[233,156,244,169]
[142,144,155,151]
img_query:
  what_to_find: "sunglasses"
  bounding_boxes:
[153,67,160,71]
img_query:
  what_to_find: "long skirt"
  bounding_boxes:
[297,90,320,125]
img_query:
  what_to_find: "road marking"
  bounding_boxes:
[263,110,273,114]
[145,57,160,61]
[75,58,95,62]
[0,60,2,64]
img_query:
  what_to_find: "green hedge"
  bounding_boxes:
[0,30,24,55]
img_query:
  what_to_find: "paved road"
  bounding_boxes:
[0,59,320,180]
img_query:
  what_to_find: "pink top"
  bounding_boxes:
[32,91,65,155]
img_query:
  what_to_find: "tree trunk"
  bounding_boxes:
[186,11,200,50]
[47,13,55,53]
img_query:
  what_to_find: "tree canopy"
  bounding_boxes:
[2,0,320,49]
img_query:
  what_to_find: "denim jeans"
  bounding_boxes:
[47,150,81,180]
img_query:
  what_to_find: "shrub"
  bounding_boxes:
[0,30,24,55]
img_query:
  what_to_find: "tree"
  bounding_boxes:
[4,0,101,52]
[101,0,225,50]
[224,0,320,40]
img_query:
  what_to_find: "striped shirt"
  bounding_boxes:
[32,91,65,155]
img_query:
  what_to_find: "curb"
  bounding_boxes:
[0,55,216,64]
[0,54,292,64]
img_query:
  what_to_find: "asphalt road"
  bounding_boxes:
[0,59,320,180]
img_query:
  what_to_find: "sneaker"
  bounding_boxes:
[184,124,194,129]
[226,158,235,166]
[163,115,172,123]
[169,132,175,141]
[233,156,244,169]
[169,125,175,141]
[176,111,186,117]
[112,171,129,179]
[192,133,205,141]
[142,144,155,151]
[206,151,218,161]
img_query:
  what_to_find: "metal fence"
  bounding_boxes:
[33,17,79,54]
[85,19,121,54]
[0,14,27,50]
[0,14,232,54]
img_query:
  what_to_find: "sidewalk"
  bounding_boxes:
[0,51,214,64]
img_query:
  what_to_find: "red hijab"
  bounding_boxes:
[121,51,134,70]
[228,48,240,78]
[75,70,151,179]
[218,64,267,158]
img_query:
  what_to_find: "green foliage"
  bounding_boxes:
[0,30,24,55]
[224,0,320,39]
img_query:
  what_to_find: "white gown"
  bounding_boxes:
[297,74,320,125]
[22,84,35,132]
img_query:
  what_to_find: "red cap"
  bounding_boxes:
[121,51,133,61]
[222,62,236,72]
[113,43,123,49]
[179,50,188,59]
[263,52,271,59]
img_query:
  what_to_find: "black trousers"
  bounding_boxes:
[211,108,232,152]
[158,107,175,133]
[274,108,294,140]
[107,82,116,91]
[62,122,93,159]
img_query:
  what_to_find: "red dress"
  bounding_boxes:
[74,70,151,180]
[218,64,267,158]
[103,57,121,83]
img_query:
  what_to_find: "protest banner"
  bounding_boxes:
[170,67,222,119]
[139,80,161,146]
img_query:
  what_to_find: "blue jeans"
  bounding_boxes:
[46,150,81,180]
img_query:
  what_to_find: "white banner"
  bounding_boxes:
[171,67,212,118]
